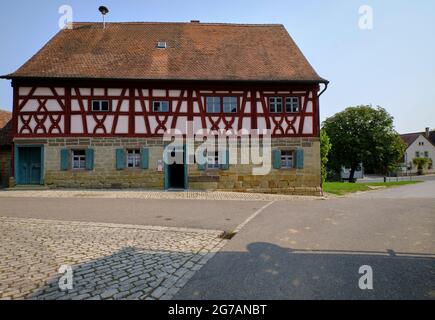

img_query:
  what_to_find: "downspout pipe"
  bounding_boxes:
[318,81,329,97]
[317,81,329,197]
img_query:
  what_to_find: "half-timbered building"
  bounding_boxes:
[2,22,328,195]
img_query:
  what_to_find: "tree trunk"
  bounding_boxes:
[349,164,357,183]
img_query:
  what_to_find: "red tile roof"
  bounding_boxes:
[4,22,327,83]
[0,110,12,146]
[400,130,435,147]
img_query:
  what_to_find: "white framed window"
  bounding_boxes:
[153,101,169,112]
[416,151,420,158]
[207,151,220,169]
[223,97,237,113]
[269,97,283,113]
[424,151,429,158]
[72,150,86,170]
[127,149,141,168]
[285,97,300,113]
[92,100,110,112]
[206,97,221,113]
[281,150,294,168]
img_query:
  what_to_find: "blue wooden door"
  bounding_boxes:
[18,147,42,185]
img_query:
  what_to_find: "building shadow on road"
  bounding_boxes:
[176,242,435,300]
[25,246,197,300]
[14,242,435,300]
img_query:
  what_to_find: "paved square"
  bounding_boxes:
[0,217,225,300]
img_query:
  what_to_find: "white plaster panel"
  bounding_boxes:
[93,88,105,96]
[303,116,313,134]
[242,118,251,130]
[175,117,188,133]
[135,117,146,134]
[120,100,129,112]
[19,87,32,96]
[34,88,53,96]
[21,100,39,112]
[193,118,203,132]
[306,101,313,113]
[193,102,200,113]
[149,117,158,133]
[86,116,97,133]
[115,116,128,134]
[108,88,123,96]
[45,100,63,112]
[169,90,181,97]
[71,100,81,111]
[71,117,82,133]
[293,117,301,133]
[244,101,251,113]
[79,88,91,96]
[54,88,65,96]
[152,89,166,97]
[258,118,267,130]
[29,117,37,132]
[180,101,188,113]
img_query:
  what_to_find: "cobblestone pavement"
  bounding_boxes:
[0,190,320,201]
[0,217,226,300]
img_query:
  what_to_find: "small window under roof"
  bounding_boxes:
[157,41,167,49]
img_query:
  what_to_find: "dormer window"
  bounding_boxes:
[157,41,167,49]
[92,100,110,112]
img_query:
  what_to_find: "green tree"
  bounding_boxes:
[323,105,406,182]
[413,157,432,175]
[320,129,332,184]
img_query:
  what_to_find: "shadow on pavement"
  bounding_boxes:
[176,242,435,300]
[26,247,196,300]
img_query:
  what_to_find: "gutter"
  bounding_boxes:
[0,74,329,85]
[318,81,329,97]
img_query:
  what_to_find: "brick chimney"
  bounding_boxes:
[426,127,430,138]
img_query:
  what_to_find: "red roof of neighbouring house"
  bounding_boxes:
[0,109,12,146]
[400,133,420,147]
[400,130,435,148]
[3,22,327,83]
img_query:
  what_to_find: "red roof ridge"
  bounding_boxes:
[71,21,285,27]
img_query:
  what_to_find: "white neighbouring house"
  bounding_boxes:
[400,128,435,174]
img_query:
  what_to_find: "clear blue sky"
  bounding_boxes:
[0,0,434,133]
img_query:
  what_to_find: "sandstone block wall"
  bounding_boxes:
[14,137,321,195]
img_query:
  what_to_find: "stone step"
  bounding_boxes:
[5,185,50,191]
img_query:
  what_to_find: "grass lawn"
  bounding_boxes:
[323,181,423,196]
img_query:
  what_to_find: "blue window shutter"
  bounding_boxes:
[141,148,149,169]
[86,149,94,170]
[273,149,281,169]
[220,150,230,170]
[116,149,125,170]
[296,149,305,169]
[60,149,69,171]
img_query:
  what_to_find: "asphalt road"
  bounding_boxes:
[0,197,265,231]
[0,182,433,299]
[176,182,435,299]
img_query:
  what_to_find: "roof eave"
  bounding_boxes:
[2,75,329,84]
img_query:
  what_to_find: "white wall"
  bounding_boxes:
[404,135,435,173]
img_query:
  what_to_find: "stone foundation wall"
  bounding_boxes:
[14,137,321,195]
[0,147,11,188]
[188,138,321,196]
[43,138,165,189]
